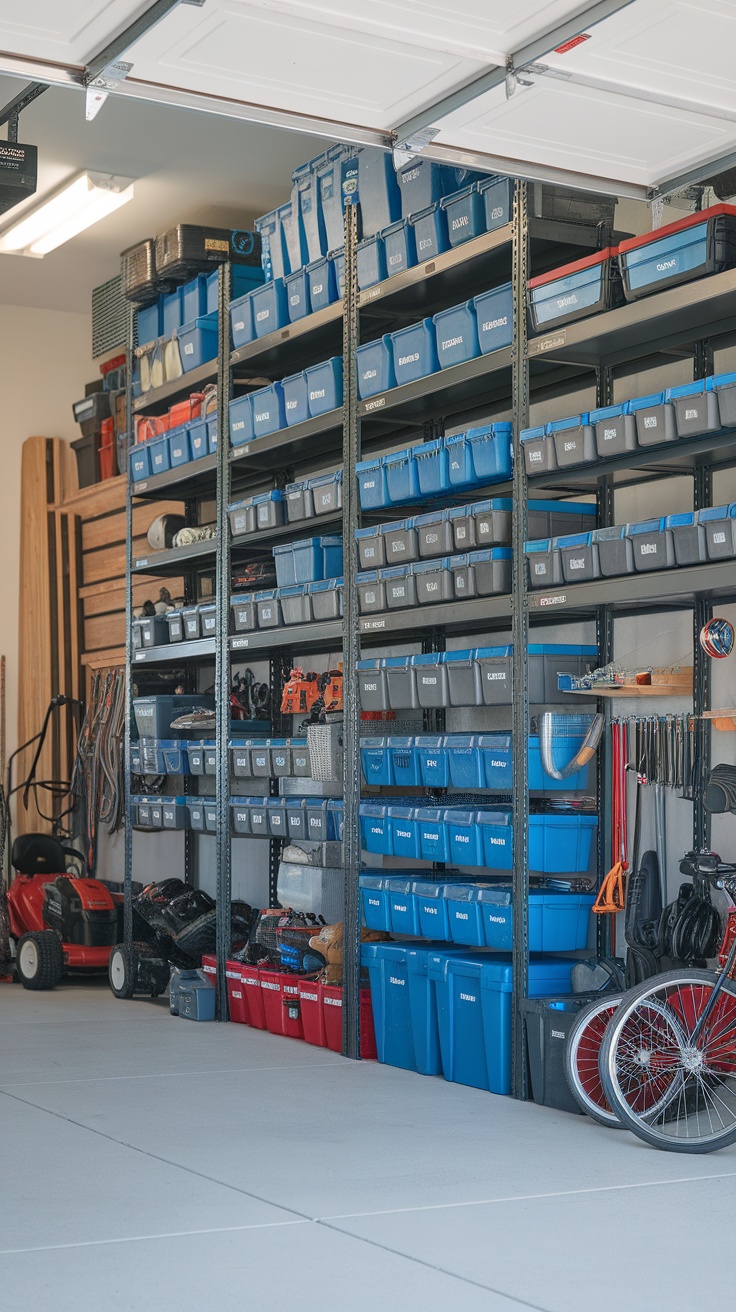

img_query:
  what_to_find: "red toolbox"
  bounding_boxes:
[226,959,247,1024]
[298,979,326,1047]
[240,964,266,1029]
[323,985,377,1059]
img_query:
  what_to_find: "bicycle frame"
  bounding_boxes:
[690,885,736,1045]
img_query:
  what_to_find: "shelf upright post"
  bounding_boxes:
[511,180,530,1099]
[341,193,362,1060]
[268,649,291,907]
[693,461,713,852]
[215,261,233,1020]
[595,366,615,956]
[123,301,135,956]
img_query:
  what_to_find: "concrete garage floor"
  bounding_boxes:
[2,981,736,1311]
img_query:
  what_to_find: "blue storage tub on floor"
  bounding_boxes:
[359,875,391,932]
[229,393,254,447]
[480,889,595,953]
[618,205,736,301]
[391,319,439,386]
[251,279,288,338]
[356,335,395,399]
[306,357,343,416]
[361,941,418,1070]
[356,457,389,510]
[440,184,486,247]
[414,438,449,496]
[251,383,286,438]
[409,203,450,261]
[431,954,575,1093]
[230,291,256,350]
[282,371,309,427]
[306,255,338,312]
[474,283,513,354]
[284,267,311,322]
[177,315,218,372]
[434,300,480,370]
[383,217,416,277]
[357,233,387,289]
[384,448,419,504]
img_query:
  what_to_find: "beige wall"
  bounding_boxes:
[0,303,92,769]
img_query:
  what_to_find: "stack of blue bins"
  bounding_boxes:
[356,423,513,510]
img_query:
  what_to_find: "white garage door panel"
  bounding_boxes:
[242,0,590,63]
[435,81,734,187]
[125,3,486,127]
[0,0,146,65]
[544,0,736,113]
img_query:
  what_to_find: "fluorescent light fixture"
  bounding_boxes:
[0,172,135,257]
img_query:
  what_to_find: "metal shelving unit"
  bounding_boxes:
[122,178,736,1088]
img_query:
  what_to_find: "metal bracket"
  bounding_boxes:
[392,128,438,172]
[86,62,132,121]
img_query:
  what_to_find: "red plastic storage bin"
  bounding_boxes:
[226,959,247,1024]
[281,976,305,1040]
[323,986,377,1058]
[298,979,327,1047]
[259,968,284,1034]
[201,953,217,982]
[240,964,266,1029]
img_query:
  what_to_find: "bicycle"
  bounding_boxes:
[599,854,736,1153]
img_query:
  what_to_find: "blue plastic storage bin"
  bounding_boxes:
[284,267,311,322]
[388,806,422,860]
[412,883,451,941]
[162,288,182,334]
[417,807,450,863]
[306,357,343,417]
[409,202,450,261]
[447,810,484,867]
[386,878,421,937]
[480,889,595,953]
[148,434,171,475]
[474,283,513,354]
[136,300,161,345]
[445,432,473,488]
[292,535,343,584]
[446,735,484,790]
[251,383,286,438]
[396,158,466,217]
[432,954,575,1093]
[618,206,736,301]
[361,941,418,1070]
[357,233,387,290]
[416,735,449,789]
[168,424,191,468]
[445,883,485,946]
[356,457,389,510]
[479,734,513,790]
[316,145,349,251]
[383,217,416,277]
[528,731,593,791]
[414,438,449,496]
[434,300,480,370]
[441,184,486,246]
[478,176,513,232]
[360,876,391,932]
[251,279,288,339]
[384,448,419,504]
[306,255,338,312]
[188,419,207,461]
[129,442,151,483]
[329,249,345,299]
[360,803,393,856]
[278,197,307,278]
[391,319,439,386]
[255,210,286,281]
[388,737,421,788]
[406,942,462,1076]
[229,393,254,447]
[477,810,513,868]
[356,335,395,399]
[177,316,218,372]
[357,146,402,237]
[467,423,514,483]
[527,249,617,331]
[292,159,325,264]
[181,274,208,323]
[282,371,309,427]
[208,266,262,316]
[230,291,255,350]
[361,737,392,786]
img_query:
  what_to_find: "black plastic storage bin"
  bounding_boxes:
[527,248,622,332]
[121,238,167,304]
[73,392,111,438]
[522,995,600,1115]
[155,226,261,279]
[71,435,99,488]
[617,205,736,302]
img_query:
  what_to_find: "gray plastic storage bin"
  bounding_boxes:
[668,380,721,438]
[528,501,597,540]
[132,619,143,651]
[445,650,482,706]
[476,645,596,705]
[666,512,706,566]
[525,540,562,590]
[204,743,218,775]
[309,578,343,620]
[415,509,454,558]
[229,739,253,778]
[465,548,512,596]
[198,603,217,638]
[549,415,596,468]
[356,526,384,569]
[449,499,512,551]
[248,798,268,837]
[590,404,637,458]
[166,610,184,643]
[701,504,736,559]
[450,553,474,599]
[520,427,556,475]
[229,499,256,537]
[266,798,287,838]
[186,741,208,775]
[630,393,677,447]
[285,481,314,523]
[385,657,418,709]
[592,525,634,577]
[252,491,285,529]
[413,654,449,709]
[271,741,292,776]
[382,517,418,564]
[357,660,389,711]
[476,647,513,705]
[383,565,417,609]
[139,615,169,648]
[182,605,201,640]
[285,798,307,841]
[309,470,342,516]
[231,593,256,632]
[305,800,329,842]
[713,373,736,428]
[204,803,218,833]
[255,590,281,628]
[280,585,312,625]
[251,742,272,777]
[627,519,675,572]
[558,533,600,583]
[357,570,386,614]
[162,799,190,829]
[413,557,454,605]
[291,740,311,776]
[188,800,205,832]
[231,799,251,835]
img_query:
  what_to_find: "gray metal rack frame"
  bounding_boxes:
[122,180,734,1087]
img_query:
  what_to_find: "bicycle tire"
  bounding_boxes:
[564,994,623,1128]
[600,969,736,1154]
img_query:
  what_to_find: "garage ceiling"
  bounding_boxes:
[2,0,736,199]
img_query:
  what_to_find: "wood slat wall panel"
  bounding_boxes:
[82,577,185,618]
[82,536,148,585]
[81,501,184,552]
[85,611,125,652]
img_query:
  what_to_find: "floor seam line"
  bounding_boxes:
[0,1059,347,1088]
[0,1088,312,1224]
[0,1218,311,1256]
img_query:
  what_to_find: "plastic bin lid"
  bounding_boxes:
[358,874,385,889]
[617,204,736,253]
[380,564,411,579]
[699,504,734,521]
[282,369,307,385]
[231,591,255,604]
[255,588,278,600]
[556,532,593,548]
[589,403,631,421]
[386,805,415,820]
[382,448,412,466]
[355,526,380,539]
[415,734,446,748]
[228,496,256,511]
[252,489,284,503]
[467,547,512,561]
[381,517,414,534]
[449,553,469,567]
[712,371,736,388]
[285,479,309,492]
[356,457,382,472]
[473,646,512,658]
[272,542,295,556]
[666,379,712,399]
[547,414,590,433]
[530,500,596,515]
[627,518,665,534]
[468,422,513,437]
[665,512,696,528]
[414,438,443,456]
[411,880,449,898]
[439,183,479,207]
[445,431,467,446]
[478,732,512,748]
[308,470,342,486]
[442,882,478,901]
[385,876,415,894]
[280,584,308,597]
[412,652,444,666]
[387,735,415,748]
[307,577,343,592]
[414,508,449,525]
[445,733,475,747]
[592,525,625,542]
[415,807,445,821]
[627,392,667,410]
[357,569,379,583]
[530,812,597,828]
[357,232,384,250]
[383,217,409,236]
[520,426,547,442]
[412,557,451,574]
[524,539,553,552]
[527,247,615,289]
[530,644,597,655]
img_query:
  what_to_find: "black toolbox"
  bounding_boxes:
[155,226,262,280]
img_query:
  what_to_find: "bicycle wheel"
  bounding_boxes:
[600,969,736,1153]
[564,994,623,1128]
